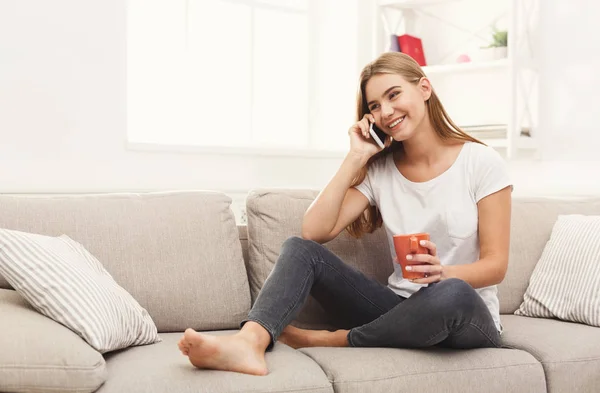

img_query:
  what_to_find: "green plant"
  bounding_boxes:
[487,27,507,48]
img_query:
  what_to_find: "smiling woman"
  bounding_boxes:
[126,0,360,153]
[177,51,513,376]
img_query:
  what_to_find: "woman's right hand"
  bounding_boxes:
[348,114,384,160]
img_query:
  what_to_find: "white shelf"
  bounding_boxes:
[422,59,508,76]
[376,0,539,159]
[379,0,461,10]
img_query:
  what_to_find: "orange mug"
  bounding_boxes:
[392,233,430,280]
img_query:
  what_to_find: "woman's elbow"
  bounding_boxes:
[493,258,509,284]
[300,229,327,244]
[300,228,315,241]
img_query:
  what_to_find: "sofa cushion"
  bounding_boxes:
[0,229,161,353]
[514,214,600,326]
[500,314,600,393]
[0,289,107,393]
[245,189,393,329]
[0,191,251,332]
[299,346,545,393]
[499,197,600,314]
[96,332,333,393]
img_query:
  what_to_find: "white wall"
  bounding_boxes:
[536,1,600,161]
[0,0,344,198]
[0,0,599,209]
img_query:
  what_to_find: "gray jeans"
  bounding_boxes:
[242,236,502,350]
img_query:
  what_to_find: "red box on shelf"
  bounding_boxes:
[397,34,427,66]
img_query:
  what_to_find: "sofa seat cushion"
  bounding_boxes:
[97,332,333,393]
[0,289,107,393]
[501,314,600,393]
[299,346,545,393]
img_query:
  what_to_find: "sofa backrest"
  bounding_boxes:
[244,189,393,329]
[498,196,600,313]
[0,191,251,333]
[3,189,599,333]
[241,189,600,325]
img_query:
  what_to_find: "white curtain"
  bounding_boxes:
[537,1,600,161]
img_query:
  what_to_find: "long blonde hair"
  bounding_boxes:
[346,52,484,238]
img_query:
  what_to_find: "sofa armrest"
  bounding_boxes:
[0,289,107,393]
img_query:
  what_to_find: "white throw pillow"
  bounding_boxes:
[0,228,161,353]
[515,214,600,327]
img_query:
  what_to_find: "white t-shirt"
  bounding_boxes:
[354,142,512,332]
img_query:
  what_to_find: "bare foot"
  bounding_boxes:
[179,328,268,376]
[279,325,349,348]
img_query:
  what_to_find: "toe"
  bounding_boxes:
[178,336,192,355]
[184,328,199,344]
[185,328,197,335]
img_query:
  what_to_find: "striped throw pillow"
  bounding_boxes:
[0,229,161,353]
[515,214,600,327]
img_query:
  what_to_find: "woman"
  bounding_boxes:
[178,52,512,376]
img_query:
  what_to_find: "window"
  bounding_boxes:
[127,0,359,153]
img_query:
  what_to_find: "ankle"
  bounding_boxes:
[331,330,350,347]
[240,321,271,349]
[311,330,331,347]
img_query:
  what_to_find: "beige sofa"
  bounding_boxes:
[1,189,599,393]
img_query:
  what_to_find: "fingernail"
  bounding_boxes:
[406,266,412,271]
[420,240,426,246]
[406,254,412,260]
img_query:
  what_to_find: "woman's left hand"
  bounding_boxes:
[406,239,445,284]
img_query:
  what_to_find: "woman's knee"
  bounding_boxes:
[280,236,325,263]
[279,236,345,271]
[282,235,310,248]
[432,278,481,314]
[282,235,321,252]
[438,278,473,295]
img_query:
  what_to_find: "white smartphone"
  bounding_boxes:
[369,122,386,149]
